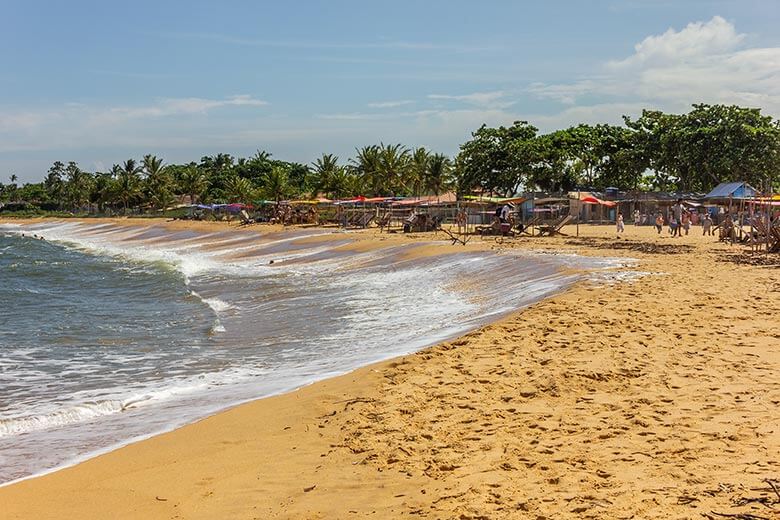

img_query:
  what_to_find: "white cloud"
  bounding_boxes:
[175,33,501,53]
[427,91,513,108]
[367,100,414,108]
[316,112,389,121]
[528,16,780,118]
[100,95,268,121]
[0,95,269,154]
[527,80,603,105]
[609,15,743,68]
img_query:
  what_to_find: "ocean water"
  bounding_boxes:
[0,221,624,485]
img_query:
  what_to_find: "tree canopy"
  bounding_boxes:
[2,103,778,213]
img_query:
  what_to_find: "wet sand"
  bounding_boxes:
[1,218,778,519]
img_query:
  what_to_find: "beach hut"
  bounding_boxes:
[704,181,758,201]
[568,192,617,224]
[704,181,759,227]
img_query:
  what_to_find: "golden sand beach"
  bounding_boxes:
[1,219,778,519]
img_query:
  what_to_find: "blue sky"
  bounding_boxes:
[2,0,779,182]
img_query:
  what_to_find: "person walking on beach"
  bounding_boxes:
[499,203,510,224]
[633,209,640,226]
[682,212,691,235]
[702,213,713,235]
[671,199,684,237]
[669,214,678,236]
[616,213,625,234]
[655,213,664,234]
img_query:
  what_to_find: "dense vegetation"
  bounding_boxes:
[456,104,780,196]
[2,104,778,214]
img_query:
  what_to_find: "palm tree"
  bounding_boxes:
[327,168,358,199]
[350,145,380,195]
[224,175,255,204]
[45,162,66,207]
[142,155,174,211]
[142,155,164,179]
[262,166,289,202]
[425,154,453,196]
[91,172,115,213]
[377,143,410,196]
[5,175,18,202]
[177,164,206,204]
[115,159,142,213]
[312,154,340,196]
[64,162,94,209]
[407,147,430,196]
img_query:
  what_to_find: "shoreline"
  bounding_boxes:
[0,217,603,487]
[1,219,778,519]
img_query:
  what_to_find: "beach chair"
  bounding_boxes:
[747,217,770,250]
[520,216,542,235]
[475,219,501,236]
[537,215,573,236]
[239,210,255,226]
[377,211,392,232]
[357,212,375,228]
[770,225,780,252]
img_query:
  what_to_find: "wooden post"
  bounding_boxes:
[576,190,579,237]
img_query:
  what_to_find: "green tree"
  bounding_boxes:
[115,159,143,213]
[142,154,175,211]
[235,150,274,187]
[455,121,538,196]
[200,153,235,201]
[91,172,115,212]
[45,161,66,207]
[15,182,48,206]
[5,175,19,201]
[312,153,341,197]
[261,166,290,202]
[64,162,93,209]
[176,164,207,204]
[677,104,780,191]
[286,163,310,197]
[350,145,381,195]
[407,147,429,196]
[424,153,452,196]
[376,143,410,195]
[528,132,577,192]
[224,175,255,204]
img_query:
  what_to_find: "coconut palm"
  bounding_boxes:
[65,162,93,209]
[350,145,380,195]
[224,175,255,204]
[177,164,206,204]
[115,159,142,213]
[327,168,358,199]
[142,155,174,211]
[91,173,110,210]
[407,147,430,196]
[142,155,164,178]
[377,143,410,196]
[262,166,289,202]
[425,153,453,196]
[312,153,340,196]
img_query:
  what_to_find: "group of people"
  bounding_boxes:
[618,199,715,236]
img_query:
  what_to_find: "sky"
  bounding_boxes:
[2,0,779,182]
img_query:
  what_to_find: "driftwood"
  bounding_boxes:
[703,513,770,520]
[699,477,780,520]
[439,227,471,246]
